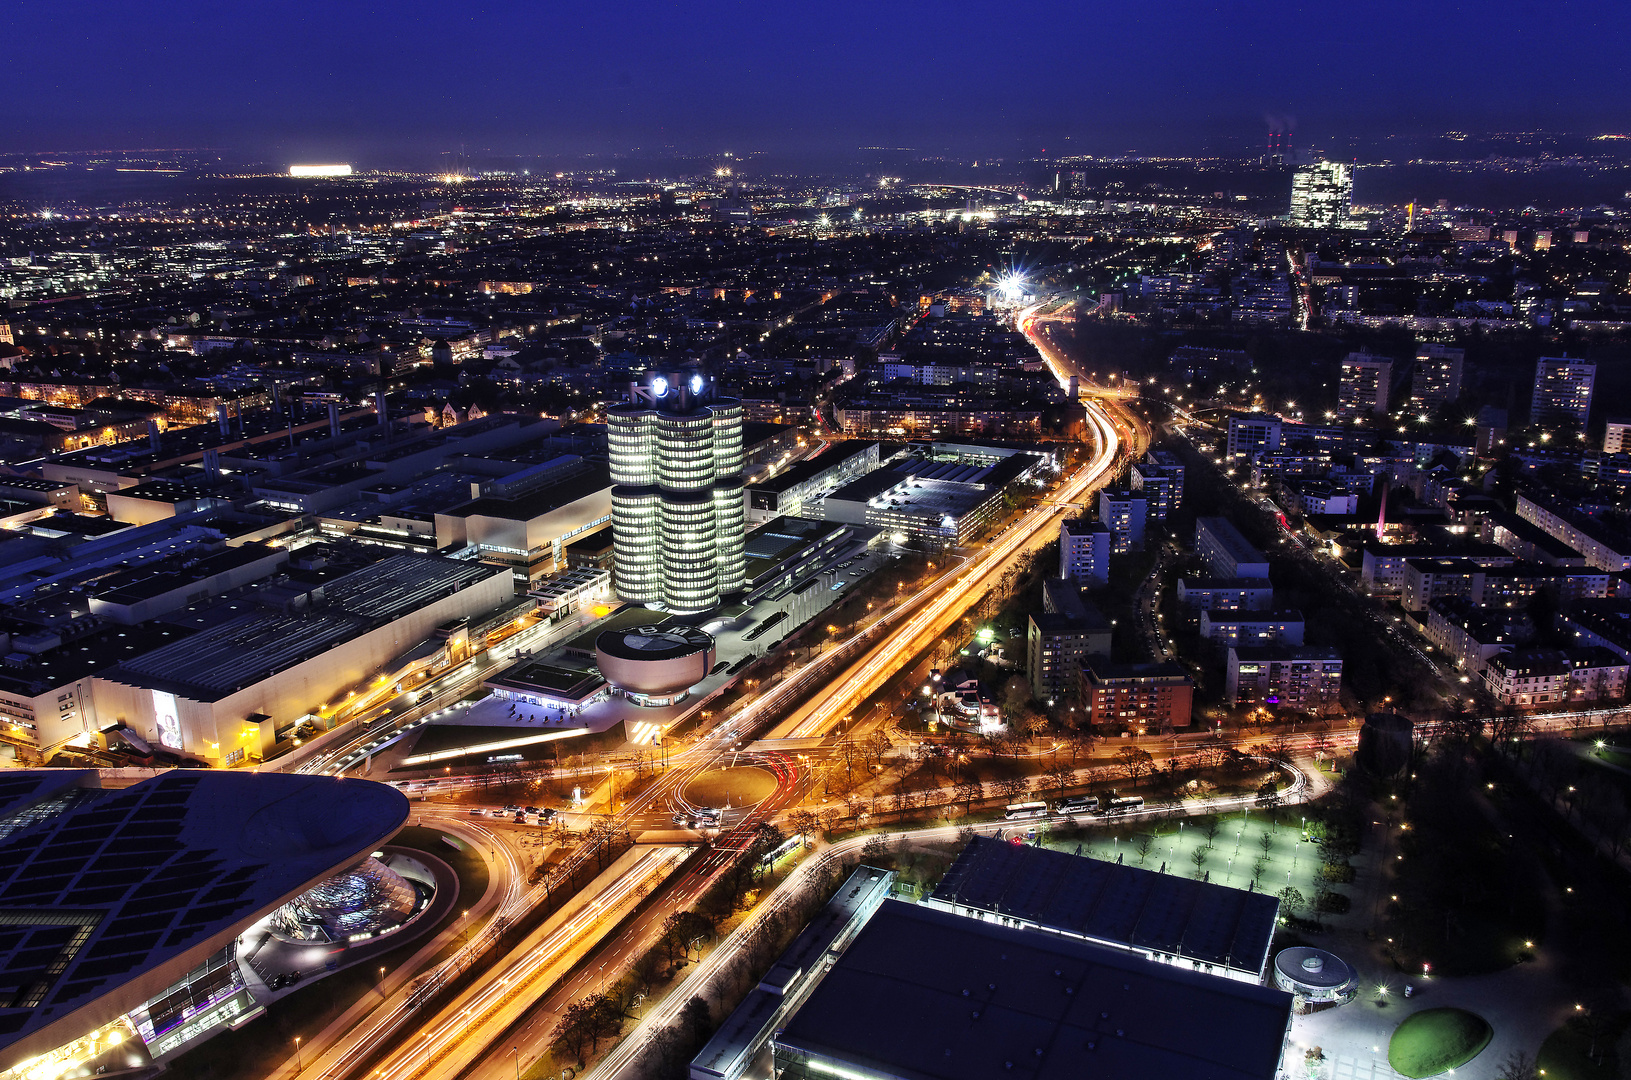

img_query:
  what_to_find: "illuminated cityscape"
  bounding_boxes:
[1,6,1631,1080]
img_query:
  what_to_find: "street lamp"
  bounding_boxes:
[293,1038,302,1073]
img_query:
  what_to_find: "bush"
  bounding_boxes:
[1388,1008,1493,1078]
[1315,889,1350,914]
[1320,861,1355,883]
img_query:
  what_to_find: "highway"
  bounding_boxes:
[768,399,1121,741]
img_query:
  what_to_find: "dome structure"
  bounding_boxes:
[269,857,419,943]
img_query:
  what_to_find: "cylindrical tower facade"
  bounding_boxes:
[608,375,747,612]
[611,488,661,604]
[660,493,720,613]
[709,397,746,595]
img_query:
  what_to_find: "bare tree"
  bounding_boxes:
[1492,1050,1539,1080]
[1117,745,1154,789]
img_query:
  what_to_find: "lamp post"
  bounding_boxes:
[293,1038,302,1074]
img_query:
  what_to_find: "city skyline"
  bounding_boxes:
[5,0,1631,162]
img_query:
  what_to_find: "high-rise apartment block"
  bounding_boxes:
[1605,418,1631,455]
[1059,517,1111,588]
[1530,357,1595,426]
[1287,162,1352,228]
[608,372,746,614]
[1130,450,1184,522]
[1337,353,1391,417]
[1409,344,1464,408]
[1194,516,1271,579]
[1226,646,1343,709]
[1097,488,1147,553]
[1226,414,1282,459]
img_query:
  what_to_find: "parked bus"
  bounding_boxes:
[1057,795,1099,815]
[1103,796,1145,815]
[1004,801,1050,820]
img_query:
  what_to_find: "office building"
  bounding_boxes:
[1287,161,1353,228]
[813,449,1040,547]
[1097,487,1147,553]
[434,456,612,585]
[1195,516,1271,579]
[0,771,414,1078]
[1226,414,1283,459]
[770,898,1293,1080]
[1530,357,1596,427]
[1336,353,1391,418]
[1226,646,1343,710]
[1409,344,1465,408]
[1060,517,1111,587]
[608,372,746,614]
[1079,658,1195,732]
[745,440,879,523]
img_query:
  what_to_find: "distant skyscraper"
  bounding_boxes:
[1287,162,1352,228]
[608,372,746,614]
[1409,345,1465,409]
[1337,353,1391,418]
[1530,357,1595,427]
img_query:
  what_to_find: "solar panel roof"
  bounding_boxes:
[775,901,1294,1080]
[930,837,1279,978]
[0,771,408,1071]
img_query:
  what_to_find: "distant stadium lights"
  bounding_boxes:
[289,164,352,177]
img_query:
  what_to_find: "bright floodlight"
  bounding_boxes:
[289,164,352,177]
[690,373,704,395]
[651,375,669,398]
[998,273,1026,300]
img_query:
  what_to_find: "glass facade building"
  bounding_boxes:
[1287,161,1352,228]
[608,374,746,613]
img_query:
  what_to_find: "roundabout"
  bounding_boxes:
[682,765,779,810]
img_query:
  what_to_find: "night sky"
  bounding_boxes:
[5,0,1629,164]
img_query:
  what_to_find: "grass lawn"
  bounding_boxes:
[1536,1011,1630,1080]
[1387,1008,1492,1078]
[1040,808,1328,904]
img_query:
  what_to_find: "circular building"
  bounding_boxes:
[269,856,421,943]
[595,624,716,706]
[1273,946,1359,1006]
[1357,711,1414,777]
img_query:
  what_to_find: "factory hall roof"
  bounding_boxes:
[930,836,1280,978]
[775,900,1293,1080]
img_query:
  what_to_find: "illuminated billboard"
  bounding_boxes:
[289,164,353,177]
[152,690,182,749]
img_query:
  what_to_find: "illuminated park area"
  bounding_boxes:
[1038,809,1334,917]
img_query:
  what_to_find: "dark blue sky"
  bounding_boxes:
[5,0,1628,164]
